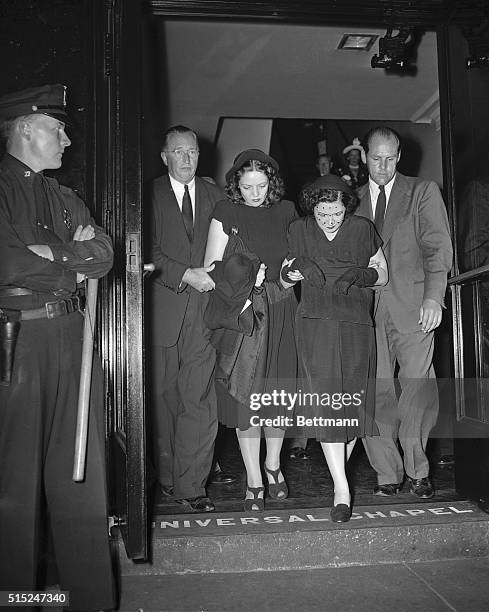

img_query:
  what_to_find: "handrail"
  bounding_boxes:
[448,264,489,286]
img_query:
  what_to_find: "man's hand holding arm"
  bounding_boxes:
[0,201,76,294]
[29,223,99,285]
[27,225,95,263]
[48,220,113,279]
[181,265,215,292]
[73,224,95,241]
[42,187,113,279]
[26,244,54,261]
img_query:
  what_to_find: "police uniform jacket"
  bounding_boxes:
[0,153,113,304]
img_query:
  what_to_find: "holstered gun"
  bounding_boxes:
[0,310,21,387]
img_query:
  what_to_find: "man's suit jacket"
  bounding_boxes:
[356,172,453,333]
[147,174,223,346]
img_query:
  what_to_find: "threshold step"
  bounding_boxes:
[117,499,489,576]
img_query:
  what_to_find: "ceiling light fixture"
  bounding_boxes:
[337,33,378,51]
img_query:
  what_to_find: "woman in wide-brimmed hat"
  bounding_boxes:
[336,137,369,190]
[204,149,298,512]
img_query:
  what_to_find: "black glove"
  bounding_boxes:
[281,256,326,287]
[281,261,298,285]
[333,266,379,295]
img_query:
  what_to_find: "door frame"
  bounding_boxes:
[92,0,147,560]
[438,23,489,434]
[99,0,489,555]
[143,1,488,422]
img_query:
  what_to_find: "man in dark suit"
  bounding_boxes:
[356,127,453,499]
[147,125,223,512]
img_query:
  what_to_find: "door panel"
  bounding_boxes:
[438,24,489,499]
[94,0,147,559]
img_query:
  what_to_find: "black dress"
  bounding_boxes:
[211,199,298,430]
[287,214,381,442]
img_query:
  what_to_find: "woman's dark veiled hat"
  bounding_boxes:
[225,149,279,183]
[300,172,357,214]
[307,173,354,196]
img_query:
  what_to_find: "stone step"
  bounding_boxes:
[117,499,489,576]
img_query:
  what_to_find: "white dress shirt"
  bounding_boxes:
[169,175,196,219]
[369,174,396,218]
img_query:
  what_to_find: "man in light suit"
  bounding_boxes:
[147,125,223,512]
[357,127,453,498]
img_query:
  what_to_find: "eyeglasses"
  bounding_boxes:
[166,148,200,159]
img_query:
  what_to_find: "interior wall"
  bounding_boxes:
[142,18,441,186]
[143,17,169,183]
[214,118,273,186]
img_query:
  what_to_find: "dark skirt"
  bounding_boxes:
[295,317,378,443]
[217,282,297,431]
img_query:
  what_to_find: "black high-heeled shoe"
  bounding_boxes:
[330,503,351,523]
[264,464,288,499]
[243,486,265,512]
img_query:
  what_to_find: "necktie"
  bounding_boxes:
[374,185,386,235]
[33,173,53,228]
[181,184,193,242]
[34,174,70,240]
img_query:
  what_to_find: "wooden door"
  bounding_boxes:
[93,0,147,559]
[438,23,489,502]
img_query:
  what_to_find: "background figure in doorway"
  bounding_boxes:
[147,125,222,513]
[205,149,298,512]
[282,173,387,522]
[316,153,332,177]
[335,137,369,191]
[301,153,333,195]
[357,126,453,499]
[0,84,115,610]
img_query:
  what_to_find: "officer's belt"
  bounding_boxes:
[0,287,34,297]
[1,296,85,321]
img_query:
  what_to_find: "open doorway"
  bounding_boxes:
[141,19,442,185]
[140,16,458,516]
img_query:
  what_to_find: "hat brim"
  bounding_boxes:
[342,145,364,155]
[307,173,355,195]
[37,110,71,125]
[0,110,72,126]
[225,149,279,184]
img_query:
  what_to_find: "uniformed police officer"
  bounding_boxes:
[0,84,116,611]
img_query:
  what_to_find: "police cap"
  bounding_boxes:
[0,84,68,122]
